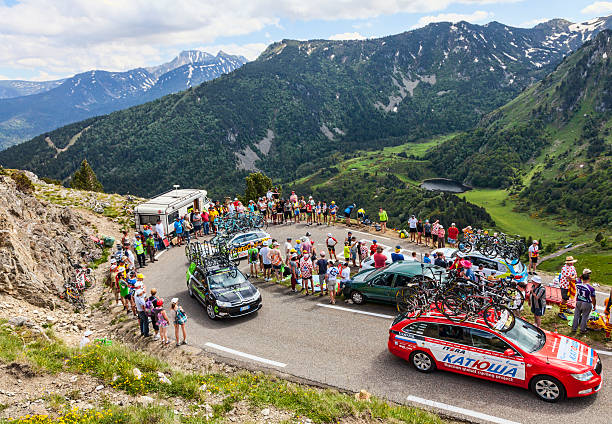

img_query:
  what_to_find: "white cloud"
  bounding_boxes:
[411,10,493,29]
[0,0,522,79]
[328,32,367,40]
[581,2,612,15]
[517,17,551,28]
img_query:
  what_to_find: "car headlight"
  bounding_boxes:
[571,371,594,381]
[216,300,232,308]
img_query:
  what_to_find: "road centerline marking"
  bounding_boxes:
[316,303,393,319]
[406,395,520,424]
[205,342,287,368]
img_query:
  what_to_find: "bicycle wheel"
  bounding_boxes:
[503,287,525,311]
[396,286,420,314]
[458,241,472,254]
[442,295,469,323]
[483,305,515,332]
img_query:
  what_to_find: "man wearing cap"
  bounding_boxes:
[259,240,272,281]
[391,246,404,263]
[447,223,459,248]
[528,276,546,328]
[558,256,578,320]
[316,252,328,296]
[528,240,539,275]
[135,289,150,337]
[573,270,596,334]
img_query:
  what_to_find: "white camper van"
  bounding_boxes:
[134,189,211,236]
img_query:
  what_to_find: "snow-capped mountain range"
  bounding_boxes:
[0,50,246,148]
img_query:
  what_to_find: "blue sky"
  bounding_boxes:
[1,0,612,81]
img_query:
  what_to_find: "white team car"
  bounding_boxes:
[212,230,270,259]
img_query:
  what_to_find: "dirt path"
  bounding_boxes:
[540,242,586,261]
[44,125,91,158]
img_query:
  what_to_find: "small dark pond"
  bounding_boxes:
[421,178,471,193]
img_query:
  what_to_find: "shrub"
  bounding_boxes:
[10,172,34,194]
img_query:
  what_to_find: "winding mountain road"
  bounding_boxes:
[144,223,611,424]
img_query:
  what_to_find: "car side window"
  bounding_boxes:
[394,275,412,288]
[244,233,258,242]
[437,324,470,345]
[497,262,507,272]
[232,235,245,245]
[470,328,512,353]
[372,273,394,287]
[401,322,437,338]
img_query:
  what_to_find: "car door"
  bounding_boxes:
[190,269,207,302]
[424,323,474,372]
[468,328,527,387]
[366,272,396,302]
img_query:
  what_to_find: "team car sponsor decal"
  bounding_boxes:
[429,345,525,381]
[232,237,270,257]
[557,336,593,365]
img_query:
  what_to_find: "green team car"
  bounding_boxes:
[342,262,445,305]
[186,263,262,319]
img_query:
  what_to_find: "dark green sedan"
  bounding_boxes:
[342,262,445,305]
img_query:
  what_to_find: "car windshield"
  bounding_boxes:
[365,267,388,281]
[501,317,545,353]
[208,270,247,289]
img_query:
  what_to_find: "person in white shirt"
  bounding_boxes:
[284,238,293,264]
[528,240,539,275]
[408,215,418,242]
[326,261,340,304]
[155,219,166,251]
[80,330,93,348]
[259,241,272,281]
[340,262,351,294]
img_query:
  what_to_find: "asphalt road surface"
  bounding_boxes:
[145,222,611,424]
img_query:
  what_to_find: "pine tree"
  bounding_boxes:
[244,172,272,203]
[71,159,104,192]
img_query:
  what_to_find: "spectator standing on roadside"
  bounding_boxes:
[340,261,351,293]
[437,225,446,248]
[300,252,314,295]
[155,219,166,251]
[124,244,136,271]
[248,244,260,278]
[528,240,539,275]
[329,201,338,223]
[447,223,459,248]
[432,220,440,247]
[270,242,283,281]
[134,234,146,268]
[343,241,351,263]
[358,241,368,267]
[171,298,188,346]
[284,238,293,264]
[416,219,424,245]
[349,237,358,267]
[408,215,417,242]
[145,233,156,263]
[391,246,404,262]
[326,233,338,260]
[558,256,578,320]
[154,299,170,345]
[423,220,432,247]
[572,271,596,334]
[528,276,546,328]
[135,289,149,337]
[316,252,328,297]
[259,240,272,281]
[173,217,183,246]
[326,261,339,304]
[289,253,299,293]
[373,247,387,269]
[604,287,612,341]
[322,202,329,225]
[147,288,160,340]
[379,208,388,233]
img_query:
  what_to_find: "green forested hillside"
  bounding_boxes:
[428,30,612,228]
[0,21,571,197]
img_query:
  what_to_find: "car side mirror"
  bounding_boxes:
[503,348,516,357]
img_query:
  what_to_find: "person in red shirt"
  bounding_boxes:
[370,240,379,256]
[373,247,387,269]
[447,223,459,248]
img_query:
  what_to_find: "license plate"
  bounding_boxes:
[240,305,250,312]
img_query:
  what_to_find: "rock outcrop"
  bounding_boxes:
[0,174,101,309]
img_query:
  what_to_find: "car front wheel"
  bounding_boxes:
[531,375,566,402]
[410,351,436,373]
[351,290,365,305]
[206,303,217,320]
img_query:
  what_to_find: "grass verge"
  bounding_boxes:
[0,322,447,424]
[538,243,612,284]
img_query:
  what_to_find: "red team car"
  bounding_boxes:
[388,312,602,402]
